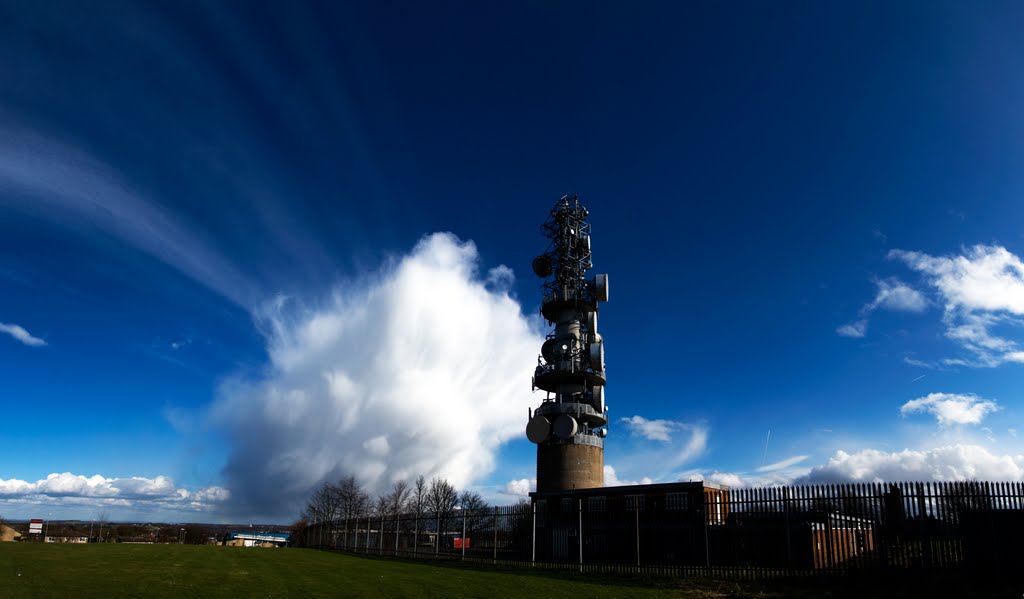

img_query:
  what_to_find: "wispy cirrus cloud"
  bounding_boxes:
[900,392,1000,427]
[0,322,46,346]
[837,277,927,338]
[836,320,867,338]
[757,454,809,472]
[0,126,257,307]
[611,416,709,486]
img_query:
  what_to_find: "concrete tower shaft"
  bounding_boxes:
[526,195,609,493]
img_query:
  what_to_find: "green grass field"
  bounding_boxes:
[1,544,738,598]
[3,543,1014,598]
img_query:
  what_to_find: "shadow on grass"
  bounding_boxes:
[322,549,1024,599]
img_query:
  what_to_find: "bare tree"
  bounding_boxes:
[304,482,340,547]
[388,480,412,515]
[459,490,490,539]
[413,475,427,551]
[96,511,109,543]
[427,477,459,550]
[375,494,390,518]
[414,476,427,516]
[332,475,369,549]
[334,475,370,521]
[289,519,310,547]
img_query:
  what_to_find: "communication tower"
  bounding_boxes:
[526,194,609,492]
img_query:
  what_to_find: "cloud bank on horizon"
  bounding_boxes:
[0,472,227,516]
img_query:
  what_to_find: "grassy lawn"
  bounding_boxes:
[3,543,1016,598]
[0,543,743,598]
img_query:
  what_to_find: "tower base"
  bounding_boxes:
[536,443,603,493]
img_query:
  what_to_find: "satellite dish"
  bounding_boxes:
[592,386,604,413]
[579,235,591,254]
[541,339,557,362]
[526,415,551,444]
[532,255,552,278]
[594,273,609,302]
[553,414,578,439]
[588,341,604,370]
[586,312,598,338]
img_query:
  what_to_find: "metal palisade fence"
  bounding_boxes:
[294,481,1024,580]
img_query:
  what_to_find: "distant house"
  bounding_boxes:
[45,535,90,543]
[224,531,290,547]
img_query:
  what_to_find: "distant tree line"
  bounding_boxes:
[291,474,489,549]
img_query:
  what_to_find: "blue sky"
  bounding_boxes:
[2,1,1024,523]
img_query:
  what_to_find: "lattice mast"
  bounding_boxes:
[526,194,609,492]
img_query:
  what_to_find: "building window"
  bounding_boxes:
[587,496,606,512]
[625,494,645,510]
[561,498,574,513]
[666,493,688,510]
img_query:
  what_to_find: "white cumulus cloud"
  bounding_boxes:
[900,392,1000,427]
[502,478,535,497]
[620,415,676,442]
[0,322,46,346]
[678,471,750,488]
[889,245,1024,367]
[868,278,928,312]
[211,233,545,520]
[603,465,653,487]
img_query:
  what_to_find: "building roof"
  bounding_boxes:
[530,480,727,499]
[227,532,290,542]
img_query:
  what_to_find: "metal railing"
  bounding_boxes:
[294,481,1024,580]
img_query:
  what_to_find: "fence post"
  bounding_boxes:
[635,507,640,567]
[784,486,792,576]
[493,507,498,564]
[916,482,930,569]
[435,512,440,556]
[395,513,400,556]
[578,498,583,573]
[703,490,711,576]
[462,510,467,560]
[413,511,418,557]
[366,517,370,554]
[531,502,536,566]
[380,514,384,555]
